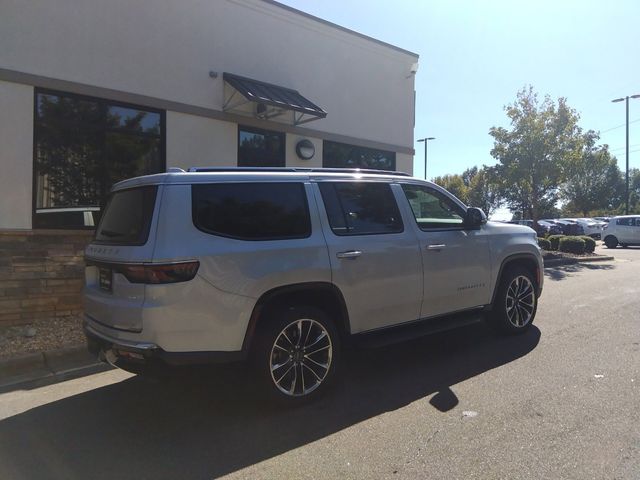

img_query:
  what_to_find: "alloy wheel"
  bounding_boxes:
[505,275,535,328]
[269,318,333,397]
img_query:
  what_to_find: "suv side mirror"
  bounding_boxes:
[463,207,487,228]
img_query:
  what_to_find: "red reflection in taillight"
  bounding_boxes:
[117,261,200,284]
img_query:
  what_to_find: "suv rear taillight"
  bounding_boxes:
[116,261,200,284]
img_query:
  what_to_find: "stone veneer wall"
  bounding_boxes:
[0,230,93,327]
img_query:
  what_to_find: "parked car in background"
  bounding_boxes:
[593,216,610,223]
[83,167,544,403]
[602,215,640,248]
[514,219,555,237]
[573,218,604,239]
[552,219,584,236]
[536,220,563,236]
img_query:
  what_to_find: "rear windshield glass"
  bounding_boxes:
[192,183,311,240]
[95,186,157,245]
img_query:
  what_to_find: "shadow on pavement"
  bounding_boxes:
[0,323,540,479]
[544,261,615,282]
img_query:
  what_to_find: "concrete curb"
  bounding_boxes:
[0,345,111,392]
[544,255,615,268]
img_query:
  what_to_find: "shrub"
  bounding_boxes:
[538,237,551,250]
[559,236,586,255]
[548,235,564,251]
[580,235,596,253]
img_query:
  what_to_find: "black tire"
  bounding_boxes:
[604,236,618,249]
[251,305,340,405]
[489,266,537,334]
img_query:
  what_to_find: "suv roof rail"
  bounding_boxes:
[186,167,412,177]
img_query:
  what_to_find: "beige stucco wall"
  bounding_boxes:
[0,0,416,150]
[396,153,414,176]
[0,81,33,229]
[166,112,237,170]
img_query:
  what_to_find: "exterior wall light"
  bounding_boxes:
[296,139,315,160]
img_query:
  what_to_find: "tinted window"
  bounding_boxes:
[323,141,396,171]
[192,183,310,240]
[401,184,465,230]
[617,218,633,226]
[34,90,164,229]
[319,182,403,235]
[95,186,157,245]
[238,126,285,167]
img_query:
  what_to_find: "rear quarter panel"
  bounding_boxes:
[149,182,331,351]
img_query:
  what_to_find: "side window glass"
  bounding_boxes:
[401,184,465,230]
[192,183,311,240]
[635,218,640,227]
[318,182,403,235]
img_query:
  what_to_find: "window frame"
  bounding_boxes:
[191,182,312,241]
[32,88,166,230]
[237,125,286,168]
[318,181,404,237]
[400,183,468,232]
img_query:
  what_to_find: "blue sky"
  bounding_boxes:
[279,0,640,185]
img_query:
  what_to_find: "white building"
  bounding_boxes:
[0,0,419,231]
[0,0,418,326]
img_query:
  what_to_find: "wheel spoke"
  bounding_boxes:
[271,357,292,372]
[280,330,294,347]
[306,344,330,356]
[275,362,294,384]
[288,364,298,395]
[302,362,323,382]
[296,320,303,346]
[306,330,327,349]
[273,343,289,353]
[304,355,329,371]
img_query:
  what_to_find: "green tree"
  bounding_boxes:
[433,166,502,217]
[465,166,502,217]
[489,86,583,221]
[431,173,468,203]
[562,131,624,216]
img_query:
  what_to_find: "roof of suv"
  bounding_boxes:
[111,167,420,191]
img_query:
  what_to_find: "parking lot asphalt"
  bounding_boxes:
[0,246,637,480]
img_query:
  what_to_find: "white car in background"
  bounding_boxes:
[574,218,605,239]
[602,215,640,248]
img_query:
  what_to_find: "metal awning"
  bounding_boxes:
[223,72,327,125]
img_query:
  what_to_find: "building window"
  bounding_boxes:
[238,126,285,167]
[33,89,165,229]
[323,140,396,171]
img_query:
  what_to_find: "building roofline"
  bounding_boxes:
[261,0,419,58]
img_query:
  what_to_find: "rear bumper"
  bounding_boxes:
[83,318,245,368]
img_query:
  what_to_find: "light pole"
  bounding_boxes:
[417,137,435,179]
[611,94,640,215]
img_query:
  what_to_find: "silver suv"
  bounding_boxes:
[84,168,543,403]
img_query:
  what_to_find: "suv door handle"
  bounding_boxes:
[336,250,362,259]
[426,244,446,251]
